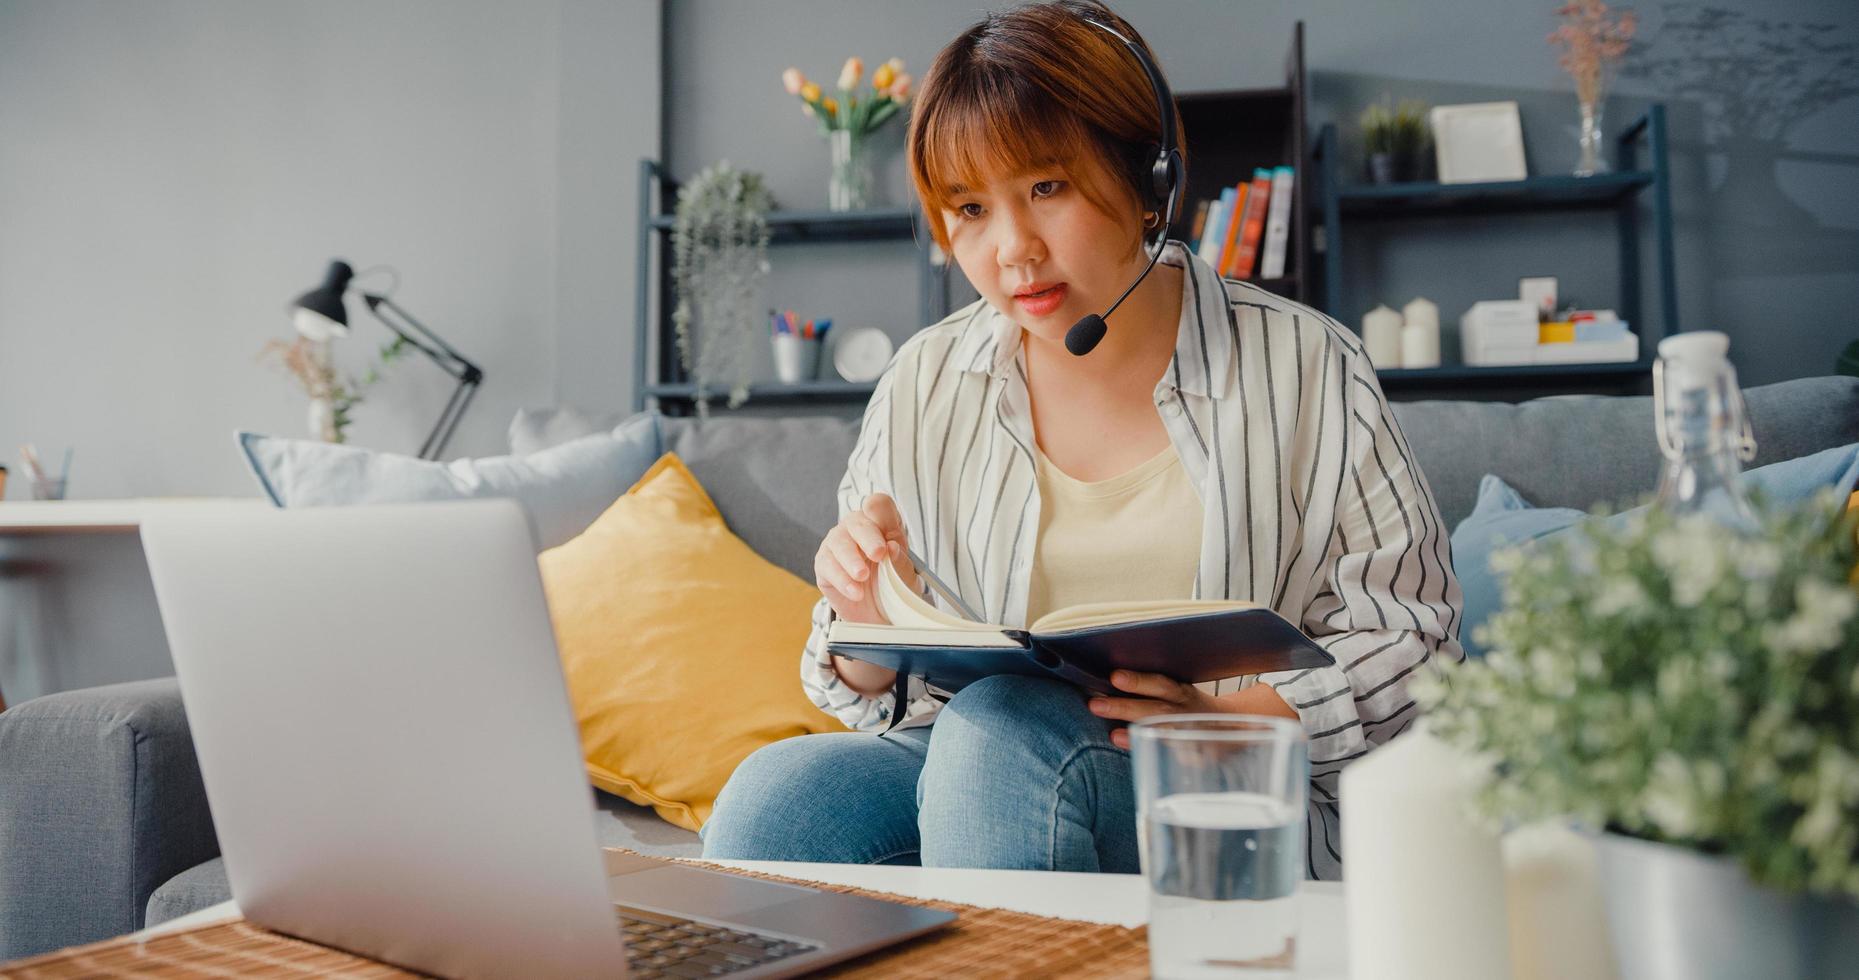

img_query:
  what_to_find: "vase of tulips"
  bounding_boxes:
[782,56,912,212]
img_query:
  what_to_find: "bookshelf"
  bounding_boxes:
[1170,22,1311,307]
[1313,105,1677,395]
[632,159,944,414]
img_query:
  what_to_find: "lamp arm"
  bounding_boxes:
[363,294,484,383]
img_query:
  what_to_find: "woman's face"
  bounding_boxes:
[942,161,1146,347]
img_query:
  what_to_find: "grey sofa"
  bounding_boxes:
[3,376,1856,961]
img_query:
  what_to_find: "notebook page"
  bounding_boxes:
[1030,598,1263,634]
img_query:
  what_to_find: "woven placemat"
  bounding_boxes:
[1,859,1148,979]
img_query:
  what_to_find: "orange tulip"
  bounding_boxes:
[799,81,821,103]
[872,62,896,93]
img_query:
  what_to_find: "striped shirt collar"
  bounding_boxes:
[953,240,1234,400]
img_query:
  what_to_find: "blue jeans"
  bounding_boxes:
[702,675,1138,872]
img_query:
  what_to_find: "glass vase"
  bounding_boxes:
[1575,100,1608,177]
[828,128,869,212]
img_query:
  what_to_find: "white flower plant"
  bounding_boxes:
[670,162,774,416]
[1415,490,1859,900]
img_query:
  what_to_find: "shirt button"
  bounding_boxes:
[1161,398,1183,418]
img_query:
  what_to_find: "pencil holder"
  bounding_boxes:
[772,333,821,384]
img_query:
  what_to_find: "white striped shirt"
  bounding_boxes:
[800,241,1464,878]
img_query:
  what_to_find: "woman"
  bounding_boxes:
[704,0,1461,878]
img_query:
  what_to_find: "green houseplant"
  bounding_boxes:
[670,162,774,415]
[1360,98,1431,184]
[1416,492,1859,976]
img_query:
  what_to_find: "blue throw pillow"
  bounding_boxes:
[1450,442,1859,658]
[237,411,662,552]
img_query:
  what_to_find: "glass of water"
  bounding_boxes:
[1130,714,1309,979]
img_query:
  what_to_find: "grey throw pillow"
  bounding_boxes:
[236,412,662,551]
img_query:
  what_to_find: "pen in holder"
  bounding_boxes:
[19,443,71,500]
[771,310,830,384]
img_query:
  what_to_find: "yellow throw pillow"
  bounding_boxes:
[538,453,846,831]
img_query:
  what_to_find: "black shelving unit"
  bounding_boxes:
[1313,104,1677,395]
[1171,22,1311,306]
[632,159,944,414]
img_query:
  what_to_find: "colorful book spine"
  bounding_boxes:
[1215,183,1249,275]
[1197,187,1237,261]
[1227,169,1273,278]
[1186,199,1211,245]
[1258,166,1295,279]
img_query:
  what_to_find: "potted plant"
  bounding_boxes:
[1360,98,1431,184]
[670,161,774,415]
[259,329,409,444]
[1416,493,1859,978]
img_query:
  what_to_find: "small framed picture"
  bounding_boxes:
[1429,102,1527,184]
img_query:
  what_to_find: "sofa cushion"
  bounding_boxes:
[538,453,847,832]
[659,415,861,582]
[1452,442,1859,657]
[1395,375,1859,528]
[236,412,660,551]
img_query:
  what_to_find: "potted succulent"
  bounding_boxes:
[1360,98,1432,184]
[1416,493,1859,978]
[670,161,774,415]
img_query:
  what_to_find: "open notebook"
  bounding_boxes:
[826,558,1334,695]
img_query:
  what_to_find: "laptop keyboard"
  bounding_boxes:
[617,905,819,978]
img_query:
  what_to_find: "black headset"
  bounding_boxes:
[1065,14,1184,357]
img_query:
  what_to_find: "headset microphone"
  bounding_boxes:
[1065,16,1183,357]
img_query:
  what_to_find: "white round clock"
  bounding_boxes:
[832,327,894,383]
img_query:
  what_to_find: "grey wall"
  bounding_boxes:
[0,0,659,501]
[663,0,1858,400]
[1,0,1852,501]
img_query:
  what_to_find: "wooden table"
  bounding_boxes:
[137,857,1352,978]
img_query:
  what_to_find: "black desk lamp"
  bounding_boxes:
[289,260,484,460]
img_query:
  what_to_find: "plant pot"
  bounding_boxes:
[1594,833,1859,980]
[1367,152,1396,185]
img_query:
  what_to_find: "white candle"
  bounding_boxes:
[1401,322,1441,369]
[1401,297,1441,369]
[1402,296,1440,332]
[1341,724,1511,980]
[1362,304,1404,369]
[1503,822,1618,980]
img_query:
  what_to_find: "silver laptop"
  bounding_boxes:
[141,498,951,980]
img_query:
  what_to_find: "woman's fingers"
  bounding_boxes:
[841,512,892,564]
[824,533,871,594]
[862,494,908,545]
[1087,696,1175,722]
[1109,670,1190,703]
[814,549,859,602]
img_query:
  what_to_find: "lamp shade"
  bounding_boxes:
[290,260,355,341]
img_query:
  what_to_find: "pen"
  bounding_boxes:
[904,546,984,621]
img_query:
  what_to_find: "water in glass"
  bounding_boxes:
[1146,791,1302,978]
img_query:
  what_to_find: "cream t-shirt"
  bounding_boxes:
[1025,442,1204,626]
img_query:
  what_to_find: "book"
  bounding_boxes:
[1197,187,1237,262]
[1226,169,1273,278]
[1186,199,1211,244]
[1258,166,1295,279]
[1214,182,1249,274]
[826,558,1335,696]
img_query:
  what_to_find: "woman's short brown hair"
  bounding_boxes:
[907,0,1187,253]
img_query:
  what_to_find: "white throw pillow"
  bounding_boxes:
[508,405,632,456]
[236,412,661,551]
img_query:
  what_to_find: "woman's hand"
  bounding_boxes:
[816,493,922,697]
[814,493,920,623]
[1088,670,1301,749]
